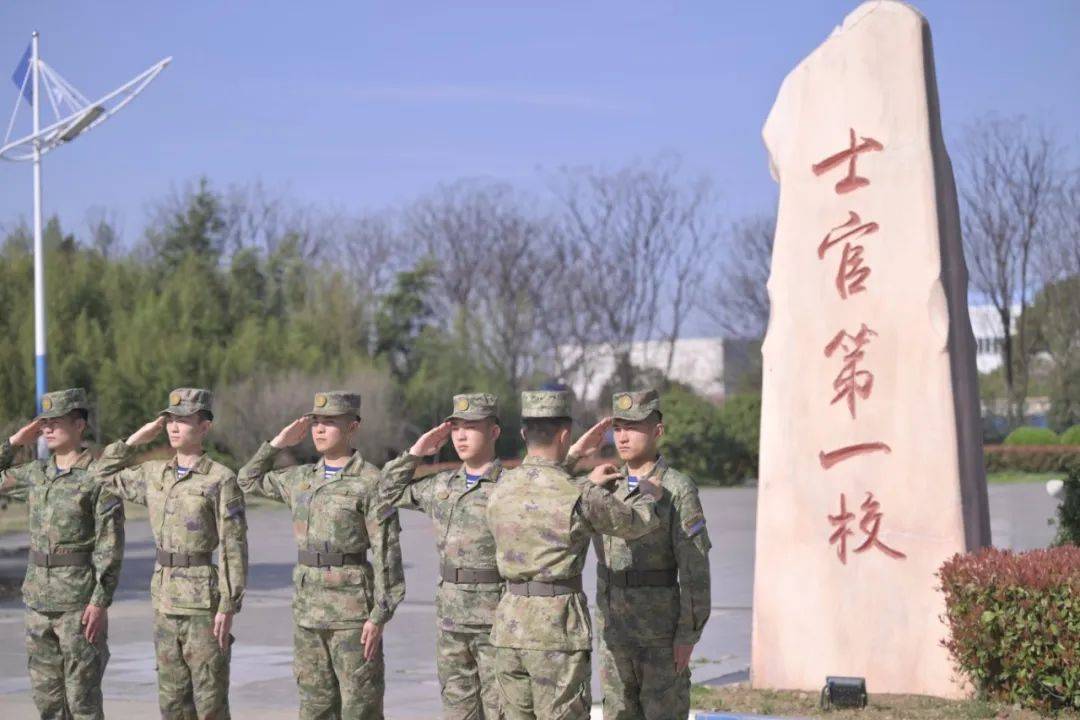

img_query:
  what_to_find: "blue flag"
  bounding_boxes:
[12,43,32,105]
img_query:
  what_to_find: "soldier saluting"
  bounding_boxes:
[1,388,124,720]
[239,391,405,720]
[486,390,659,720]
[593,390,712,720]
[381,393,506,719]
[92,388,248,720]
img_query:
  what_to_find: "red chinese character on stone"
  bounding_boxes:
[853,492,907,559]
[819,211,879,299]
[811,128,884,194]
[818,442,892,469]
[828,492,907,564]
[828,493,856,564]
[825,323,878,418]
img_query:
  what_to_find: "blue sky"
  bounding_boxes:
[1,1,1077,243]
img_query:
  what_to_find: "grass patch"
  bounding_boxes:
[691,684,1078,719]
[986,470,1061,485]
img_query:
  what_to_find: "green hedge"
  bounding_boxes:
[1003,426,1060,446]
[1061,425,1080,446]
[659,387,756,486]
[939,546,1080,711]
[1055,466,1080,546]
[984,445,1080,473]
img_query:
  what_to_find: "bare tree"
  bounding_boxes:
[404,181,553,392]
[705,214,774,339]
[959,117,1062,425]
[550,158,715,393]
[1030,170,1080,426]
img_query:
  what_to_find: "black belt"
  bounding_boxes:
[440,563,502,584]
[156,549,212,567]
[29,550,92,567]
[298,549,368,567]
[507,576,583,597]
[601,567,678,588]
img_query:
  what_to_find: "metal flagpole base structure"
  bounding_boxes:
[2,31,170,453]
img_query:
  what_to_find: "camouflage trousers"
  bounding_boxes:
[598,642,690,720]
[154,612,232,720]
[25,607,109,720]
[294,624,385,720]
[437,628,502,720]
[494,647,591,720]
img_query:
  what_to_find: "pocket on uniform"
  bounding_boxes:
[177,491,215,535]
[164,565,217,610]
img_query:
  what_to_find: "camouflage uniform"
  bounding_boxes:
[594,390,712,720]
[381,393,504,720]
[0,389,124,720]
[92,388,248,720]
[486,390,660,720]
[238,391,405,720]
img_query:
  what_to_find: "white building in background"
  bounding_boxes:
[967,303,1019,374]
[558,336,757,405]
[558,305,1015,406]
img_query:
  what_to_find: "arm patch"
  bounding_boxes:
[683,513,706,537]
[225,496,245,519]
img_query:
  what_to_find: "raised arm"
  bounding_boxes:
[379,422,450,513]
[578,463,659,540]
[238,417,311,504]
[90,440,150,505]
[0,437,35,501]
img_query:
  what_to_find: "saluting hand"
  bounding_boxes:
[588,463,622,487]
[271,416,312,449]
[126,417,165,446]
[569,417,612,460]
[9,418,43,447]
[409,422,452,457]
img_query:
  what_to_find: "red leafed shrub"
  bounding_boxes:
[939,547,1080,711]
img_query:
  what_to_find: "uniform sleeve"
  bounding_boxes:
[89,487,125,608]
[672,482,712,646]
[578,482,659,540]
[366,485,405,625]
[216,474,249,614]
[90,440,149,505]
[379,451,436,514]
[237,442,293,505]
[0,441,34,501]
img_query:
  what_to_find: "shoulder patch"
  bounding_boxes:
[683,512,706,537]
[225,496,245,519]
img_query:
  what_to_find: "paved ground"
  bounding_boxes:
[0,482,1060,719]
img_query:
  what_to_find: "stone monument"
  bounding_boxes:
[751,0,992,698]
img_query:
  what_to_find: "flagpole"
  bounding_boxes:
[31,31,47,452]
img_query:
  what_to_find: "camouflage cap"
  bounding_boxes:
[444,393,498,423]
[521,390,573,420]
[308,391,361,418]
[612,388,661,422]
[37,388,90,420]
[159,388,214,417]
